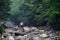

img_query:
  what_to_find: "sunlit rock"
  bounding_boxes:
[30,27,37,31]
[23,27,30,32]
[17,36,26,40]
[39,30,45,32]
[40,33,48,38]
[33,35,40,40]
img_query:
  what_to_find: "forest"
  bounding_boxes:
[0,0,60,35]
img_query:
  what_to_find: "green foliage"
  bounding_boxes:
[0,25,3,35]
[10,0,60,26]
[10,0,24,14]
[0,0,11,21]
[27,0,60,26]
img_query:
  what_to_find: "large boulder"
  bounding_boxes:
[23,27,30,32]
[40,33,48,38]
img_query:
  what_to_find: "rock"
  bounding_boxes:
[30,27,37,31]
[33,36,40,40]
[40,33,48,38]
[17,36,26,40]
[23,27,30,32]
[42,38,51,40]
[39,30,45,32]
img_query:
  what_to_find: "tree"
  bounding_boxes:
[47,0,60,30]
[0,0,11,21]
[27,0,60,27]
[0,0,11,36]
[10,0,60,29]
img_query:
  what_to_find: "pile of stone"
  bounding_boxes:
[3,25,60,40]
[23,29,60,40]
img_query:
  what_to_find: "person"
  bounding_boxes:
[20,22,25,32]
[8,34,14,40]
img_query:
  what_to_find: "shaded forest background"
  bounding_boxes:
[0,0,60,32]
